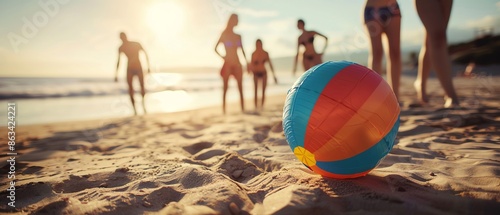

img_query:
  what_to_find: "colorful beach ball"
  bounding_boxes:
[282,61,400,179]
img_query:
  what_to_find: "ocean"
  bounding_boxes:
[0,71,297,125]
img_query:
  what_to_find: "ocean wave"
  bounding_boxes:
[0,75,221,100]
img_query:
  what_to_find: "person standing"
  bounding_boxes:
[214,13,249,114]
[292,19,328,75]
[250,39,277,111]
[115,32,151,115]
[363,0,402,100]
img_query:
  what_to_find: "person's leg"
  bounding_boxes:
[261,74,268,110]
[235,66,245,112]
[415,0,459,107]
[442,0,453,28]
[384,16,402,100]
[126,71,137,115]
[313,53,322,67]
[137,71,147,114]
[414,35,431,104]
[365,21,384,75]
[253,74,259,110]
[302,57,311,71]
[221,66,230,114]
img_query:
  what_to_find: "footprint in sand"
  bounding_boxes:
[253,125,272,143]
[31,200,68,214]
[180,132,203,139]
[193,149,227,161]
[52,170,134,193]
[182,141,214,155]
[270,121,284,133]
[212,153,263,183]
[22,166,44,174]
[247,157,283,172]
[141,186,185,210]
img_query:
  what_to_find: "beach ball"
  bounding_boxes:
[283,61,400,179]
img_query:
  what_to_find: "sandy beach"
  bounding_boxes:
[0,74,499,214]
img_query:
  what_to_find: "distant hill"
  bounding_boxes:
[449,34,500,65]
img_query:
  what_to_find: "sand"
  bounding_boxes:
[1,75,499,215]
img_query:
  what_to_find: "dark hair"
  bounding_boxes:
[119,32,127,40]
[256,39,262,43]
[298,19,305,25]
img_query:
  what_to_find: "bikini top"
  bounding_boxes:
[224,40,242,47]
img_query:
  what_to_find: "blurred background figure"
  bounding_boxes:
[292,19,328,75]
[462,61,475,77]
[363,0,402,100]
[250,39,278,111]
[214,13,249,114]
[115,32,151,115]
[409,51,418,70]
[413,0,460,107]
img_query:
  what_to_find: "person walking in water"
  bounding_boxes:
[115,32,151,115]
[250,39,277,111]
[363,0,402,100]
[292,19,328,75]
[214,13,249,114]
[413,0,459,108]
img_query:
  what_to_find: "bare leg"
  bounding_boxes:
[302,58,310,71]
[384,16,402,100]
[415,0,459,107]
[313,54,323,67]
[138,71,147,114]
[365,21,384,75]
[253,74,259,110]
[126,71,137,115]
[414,35,431,104]
[262,74,268,110]
[222,73,229,114]
[235,66,245,112]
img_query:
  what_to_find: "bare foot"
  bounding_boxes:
[444,96,460,108]
[414,80,429,105]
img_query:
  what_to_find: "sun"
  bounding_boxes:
[146,1,185,44]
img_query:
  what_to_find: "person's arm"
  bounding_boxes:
[292,39,301,76]
[115,49,121,82]
[238,35,250,73]
[141,45,151,74]
[214,34,224,60]
[266,52,278,84]
[315,31,328,55]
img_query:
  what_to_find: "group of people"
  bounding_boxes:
[214,14,278,114]
[115,0,460,116]
[214,14,329,114]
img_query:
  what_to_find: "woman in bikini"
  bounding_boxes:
[214,13,249,114]
[292,19,328,75]
[364,0,402,100]
[250,39,277,111]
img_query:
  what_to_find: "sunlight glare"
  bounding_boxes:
[146,1,185,46]
[148,90,193,112]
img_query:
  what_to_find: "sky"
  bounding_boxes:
[0,0,499,77]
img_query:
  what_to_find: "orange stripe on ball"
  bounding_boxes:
[314,81,400,162]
